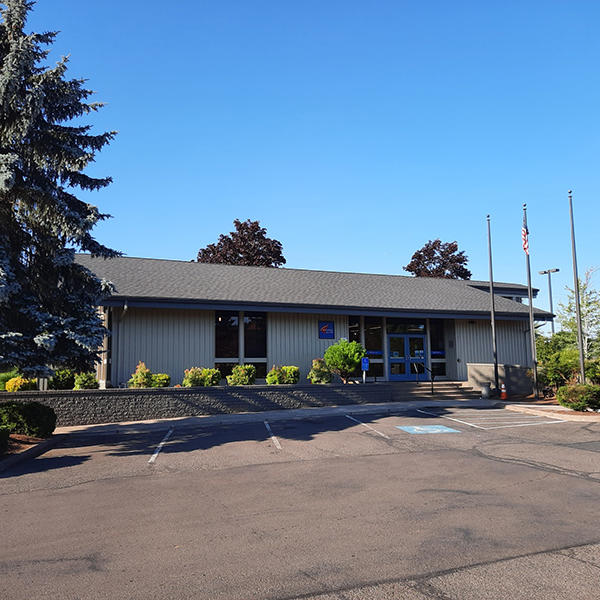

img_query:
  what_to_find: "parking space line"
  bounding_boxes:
[264,421,282,450]
[416,409,485,429]
[148,427,174,464]
[344,415,390,439]
[483,420,567,429]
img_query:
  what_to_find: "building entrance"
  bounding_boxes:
[388,334,428,381]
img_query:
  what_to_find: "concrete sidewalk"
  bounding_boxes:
[56,398,503,436]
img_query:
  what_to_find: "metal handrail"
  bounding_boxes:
[412,362,435,395]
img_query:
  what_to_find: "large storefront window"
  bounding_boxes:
[349,316,361,344]
[215,311,267,375]
[429,319,446,379]
[215,311,239,358]
[364,317,383,359]
[386,318,425,334]
[244,312,267,358]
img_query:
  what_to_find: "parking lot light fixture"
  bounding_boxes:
[538,268,559,335]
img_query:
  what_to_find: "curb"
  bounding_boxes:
[502,403,600,422]
[0,435,62,474]
[56,398,503,437]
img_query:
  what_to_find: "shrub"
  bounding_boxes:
[5,376,37,392]
[227,364,256,386]
[266,365,300,385]
[73,372,99,390]
[0,426,9,453]
[182,367,222,387]
[586,359,600,385]
[556,384,600,411]
[0,401,57,437]
[0,368,19,391]
[151,373,171,388]
[323,339,366,384]
[128,361,153,388]
[266,366,286,385]
[48,368,76,390]
[281,365,300,384]
[307,358,332,384]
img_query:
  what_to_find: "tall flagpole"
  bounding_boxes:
[487,215,499,392]
[568,190,586,383]
[522,204,538,397]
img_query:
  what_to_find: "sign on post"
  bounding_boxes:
[361,357,369,384]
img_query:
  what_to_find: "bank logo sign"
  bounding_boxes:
[318,321,335,339]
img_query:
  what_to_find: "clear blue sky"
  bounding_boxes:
[26,0,599,319]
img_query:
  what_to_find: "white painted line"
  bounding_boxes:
[344,414,390,439]
[264,420,282,450]
[148,427,174,464]
[416,409,485,429]
[481,420,567,430]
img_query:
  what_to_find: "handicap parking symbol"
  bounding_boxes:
[396,425,461,434]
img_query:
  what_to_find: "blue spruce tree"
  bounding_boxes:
[0,1,118,376]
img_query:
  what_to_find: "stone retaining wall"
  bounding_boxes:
[0,384,393,426]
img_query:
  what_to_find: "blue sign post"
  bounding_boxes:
[361,357,369,384]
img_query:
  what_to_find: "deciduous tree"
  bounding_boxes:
[0,1,117,376]
[404,239,471,279]
[197,219,286,267]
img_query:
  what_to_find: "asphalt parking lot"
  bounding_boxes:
[2,406,599,599]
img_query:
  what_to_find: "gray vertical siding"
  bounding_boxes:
[454,319,531,380]
[267,313,349,379]
[111,308,214,386]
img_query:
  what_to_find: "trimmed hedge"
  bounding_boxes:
[5,376,37,392]
[227,364,256,386]
[266,365,300,385]
[182,367,221,387]
[74,372,99,390]
[0,401,57,438]
[556,384,600,411]
[151,373,171,388]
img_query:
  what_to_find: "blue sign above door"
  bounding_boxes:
[318,321,335,339]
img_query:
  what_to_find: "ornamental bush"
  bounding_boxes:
[0,368,19,391]
[73,372,99,390]
[323,339,366,384]
[128,361,153,388]
[151,373,171,388]
[266,365,300,385]
[48,369,76,390]
[307,359,332,384]
[5,377,37,392]
[0,401,57,438]
[182,367,221,387]
[556,384,600,411]
[227,364,256,386]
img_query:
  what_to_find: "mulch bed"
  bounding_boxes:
[1,433,44,458]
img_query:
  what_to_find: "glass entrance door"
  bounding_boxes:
[388,334,428,381]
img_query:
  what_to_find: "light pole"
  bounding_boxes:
[538,268,559,335]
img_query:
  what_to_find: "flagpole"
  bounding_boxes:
[487,215,499,392]
[568,190,586,383]
[523,204,538,397]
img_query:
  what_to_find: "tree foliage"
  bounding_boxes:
[197,219,286,267]
[404,239,471,279]
[557,268,600,359]
[0,1,117,376]
[323,339,366,384]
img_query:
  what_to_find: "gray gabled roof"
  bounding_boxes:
[75,254,552,319]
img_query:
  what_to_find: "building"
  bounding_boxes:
[75,255,552,388]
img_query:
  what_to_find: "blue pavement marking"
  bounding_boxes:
[396,425,461,434]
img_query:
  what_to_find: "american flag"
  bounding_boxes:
[522,212,529,255]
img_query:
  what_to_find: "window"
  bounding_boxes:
[215,311,239,358]
[349,316,361,343]
[364,317,383,358]
[429,319,445,358]
[386,318,425,334]
[244,312,267,358]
